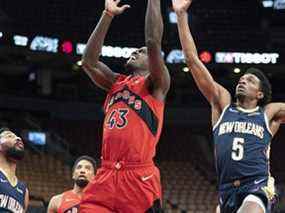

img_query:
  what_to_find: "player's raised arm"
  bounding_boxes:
[145,0,170,101]
[172,0,230,110]
[82,0,130,91]
[265,103,285,135]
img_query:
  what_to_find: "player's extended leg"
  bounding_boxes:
[237,195,266,213]
[80,168,116,213]
[117,166,162,213]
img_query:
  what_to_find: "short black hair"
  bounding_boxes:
[72,155,97,174]
[0,127,11,136]
[245,67,272,107]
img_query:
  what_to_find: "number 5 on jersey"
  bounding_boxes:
[232,137,245,161]
[106,108,129,129]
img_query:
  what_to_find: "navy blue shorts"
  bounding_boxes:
[218,176,276,213]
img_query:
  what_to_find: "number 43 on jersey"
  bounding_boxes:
[106,108,129,129]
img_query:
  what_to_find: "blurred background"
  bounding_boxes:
[0,0,285,212]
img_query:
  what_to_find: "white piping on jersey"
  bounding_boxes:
[213,104,230,131]
[263,112,273,136]
[0,169,18,187]
[236,106,259,113]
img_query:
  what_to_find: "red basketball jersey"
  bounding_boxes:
[102,74,165,162]
[58,190,80,213]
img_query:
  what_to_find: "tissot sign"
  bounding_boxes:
[215,52,280,64]
[0,32,283,65]
[166,50,281,65]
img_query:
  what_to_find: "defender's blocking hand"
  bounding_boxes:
[172,0,192,14]
[105,0,130,16]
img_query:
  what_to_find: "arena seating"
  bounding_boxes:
[160,161,218,213]
[17,150,73,203]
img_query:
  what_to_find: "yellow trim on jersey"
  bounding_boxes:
[262,176,276,201]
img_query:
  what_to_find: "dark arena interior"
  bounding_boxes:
[0,0,285,212]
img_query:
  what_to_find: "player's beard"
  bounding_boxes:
[6,146,25,161]
[75,179,89,188]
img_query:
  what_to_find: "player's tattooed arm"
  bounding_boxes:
[265,103,285,135]
[145,0,170,101]
[82,0,130,91]
[172,0,230,111]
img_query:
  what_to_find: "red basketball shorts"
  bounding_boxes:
[80,161,162,213]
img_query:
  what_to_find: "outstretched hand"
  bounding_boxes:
[172,0,192,14]
[105,0,130,16]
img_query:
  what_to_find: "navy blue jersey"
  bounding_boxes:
[213,104,272,188]
[0,170,26,213]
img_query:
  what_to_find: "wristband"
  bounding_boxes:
[104,10,114,18]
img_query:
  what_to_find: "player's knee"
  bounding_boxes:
[237,195,266,213]
[215,205,220,213]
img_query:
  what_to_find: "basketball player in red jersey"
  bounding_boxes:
[47,156,96,213]
[80,0,170,212]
